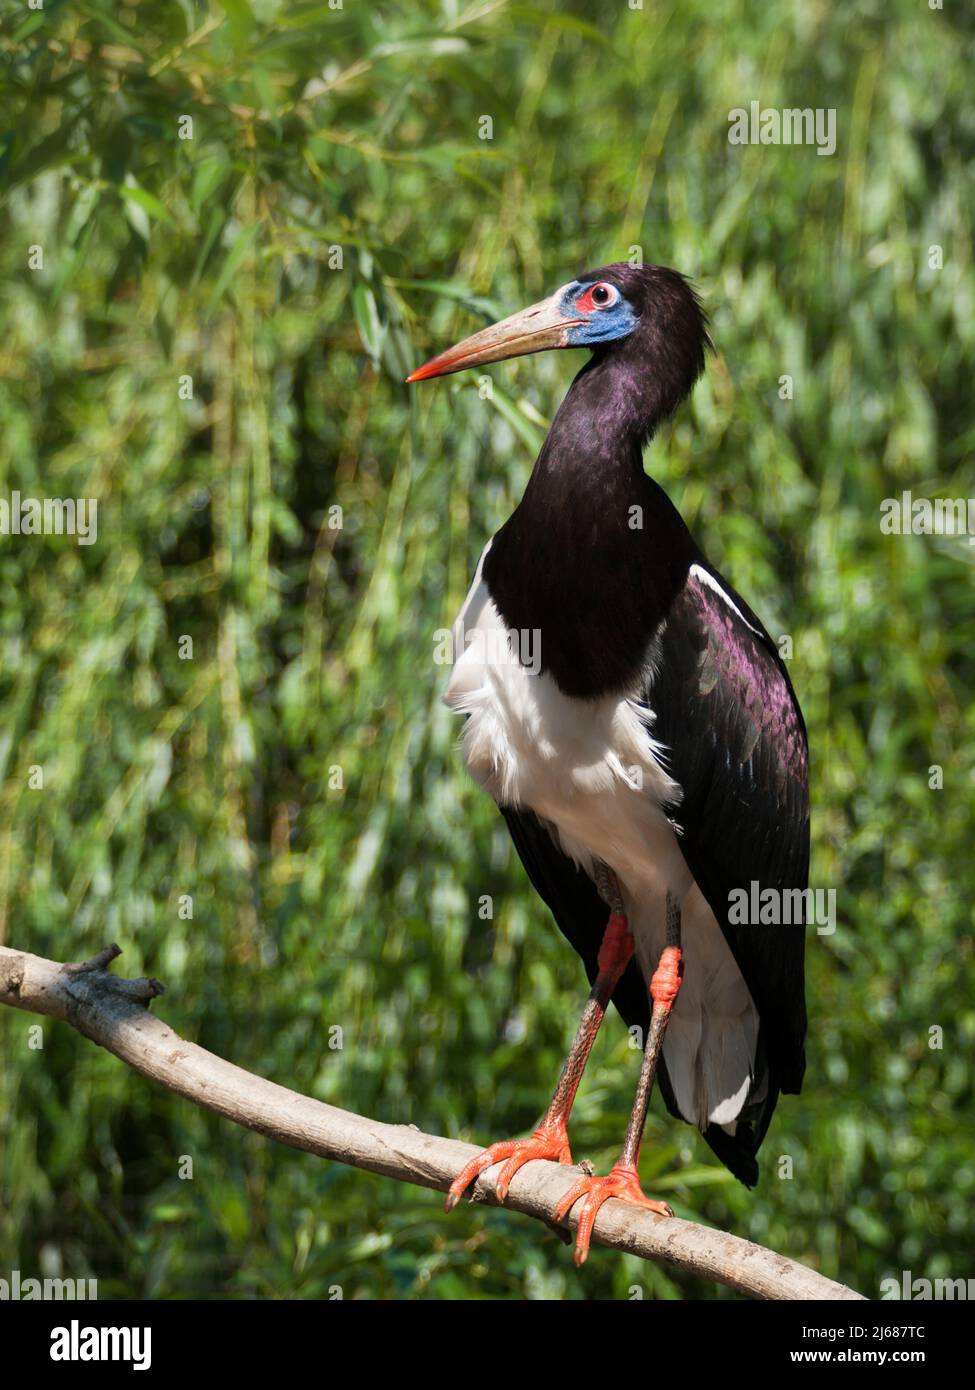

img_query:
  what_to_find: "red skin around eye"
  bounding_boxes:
[574,285,610,314]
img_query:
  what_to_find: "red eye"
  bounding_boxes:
[575,281,617,313]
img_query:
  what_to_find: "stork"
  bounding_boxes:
[407,263,809,1266]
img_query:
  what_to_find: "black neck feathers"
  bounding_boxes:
[483,367,697,700]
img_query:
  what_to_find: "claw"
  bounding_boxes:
[554,1162,673,1266]
[445,1122,573,1212]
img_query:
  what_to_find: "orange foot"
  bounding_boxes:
[554,1162,673,1267]
[445,1120,573,1212]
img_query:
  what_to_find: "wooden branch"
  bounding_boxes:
[0,943,864,1302]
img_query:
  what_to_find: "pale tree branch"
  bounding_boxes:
[0,943,864,1302]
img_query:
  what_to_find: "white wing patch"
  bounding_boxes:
[689,563,764,637]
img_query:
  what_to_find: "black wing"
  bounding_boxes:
[645,564,809,1182]
[652,567,809,1079]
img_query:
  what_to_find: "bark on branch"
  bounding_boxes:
[0,943,864,1302]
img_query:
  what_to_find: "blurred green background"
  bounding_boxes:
[1,0,973,1300]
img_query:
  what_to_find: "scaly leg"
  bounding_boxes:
[555,891,684,1266]
[446,871,635,1212]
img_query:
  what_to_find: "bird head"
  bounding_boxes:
[406,263,711,419]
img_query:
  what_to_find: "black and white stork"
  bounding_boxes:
[407,263,809,1265]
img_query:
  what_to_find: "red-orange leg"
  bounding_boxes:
[557,893,684,1266]
[445,909,635,1213]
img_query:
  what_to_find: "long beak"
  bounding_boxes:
[406,291,583,383]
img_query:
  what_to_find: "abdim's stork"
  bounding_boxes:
[407,264,809,1265]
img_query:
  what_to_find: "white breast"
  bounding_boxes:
[443,545,760,1132]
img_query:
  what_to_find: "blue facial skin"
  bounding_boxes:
[558,281,639,347]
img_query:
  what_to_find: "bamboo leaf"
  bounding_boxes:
[353,283,383,362]
[207,221,261,311]
[118,177,177,235]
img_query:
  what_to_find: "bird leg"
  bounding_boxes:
[555,891,684,1266]
[445,872,635,1213]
